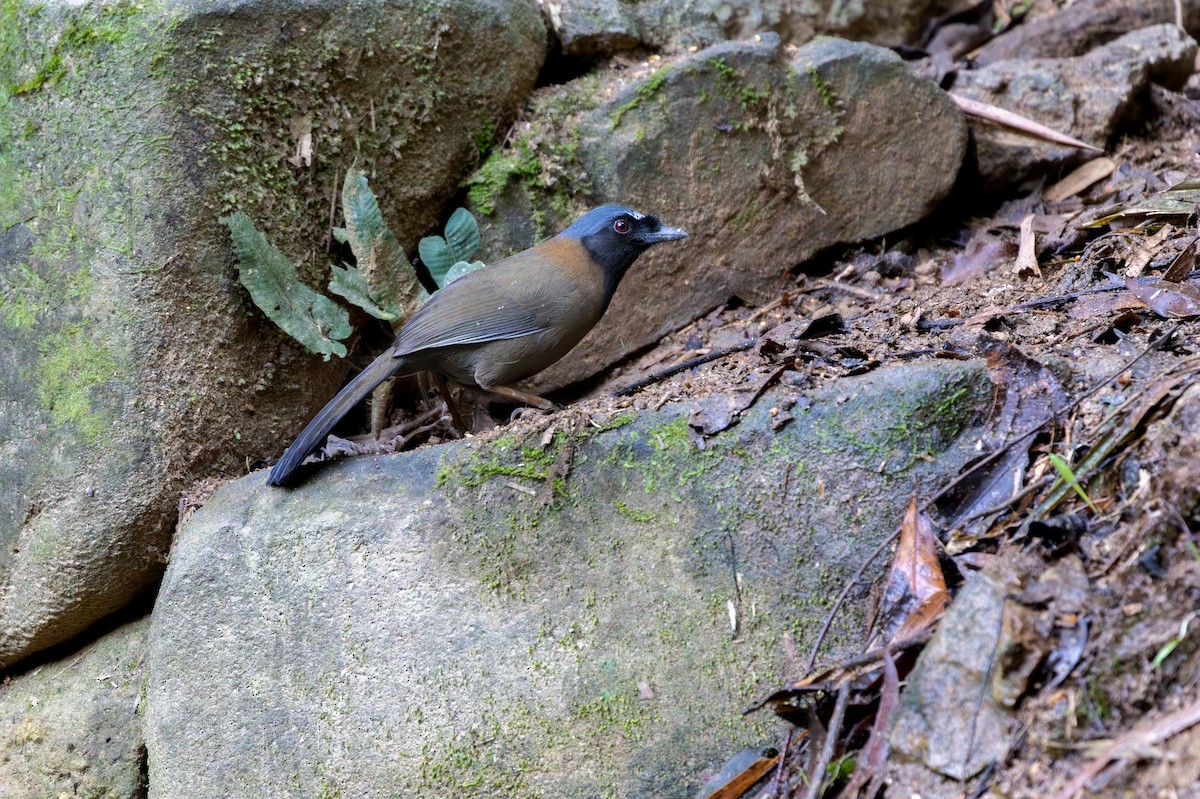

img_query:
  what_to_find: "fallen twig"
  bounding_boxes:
[951,94,1103,152]
[613,339,757,397]
[1051,695,1200,799]
[803,680,850,799]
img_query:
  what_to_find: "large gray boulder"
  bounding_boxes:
[0,618,149,799]
[547,0,963,58]
[146,360,994,799]
[467,35,966,390]
[954,23,1197,192]
[0,0,546,668]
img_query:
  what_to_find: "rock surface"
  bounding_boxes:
[0,618,149,799]
[888,563,1016,783]
[953,23,1198,192]
[546,0,962,59]
[147,360,994,799]
[972,0,1200,66]
[467,35,966,391]
[0,0,546,668]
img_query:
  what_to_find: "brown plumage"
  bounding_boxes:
[266,205,687,486]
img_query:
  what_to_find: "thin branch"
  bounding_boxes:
[951,94,1103,152]
[803,681,851,799]
[1052,696,1200,799]
[613,339,757,397]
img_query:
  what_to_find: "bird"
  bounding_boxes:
[266,205,688,486]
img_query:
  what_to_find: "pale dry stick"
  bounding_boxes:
[952,95,1103,152]
[1051,696,1200,799]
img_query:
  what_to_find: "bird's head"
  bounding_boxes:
[559,205,688,297]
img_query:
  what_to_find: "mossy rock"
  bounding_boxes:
[0,618,149,799]
[465,34,966,391]
[146,360,992,798]
[0,0,546,668]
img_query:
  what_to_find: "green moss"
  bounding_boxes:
[463,74,603,235]
[708,56,769,114]
[806,65,838,108]
[614,500,656,523]
[608,65,671,130]
[440,432,566,489]
[34,323,120,441]
[572,689,654,742]
[464,142,541,216]
[594,412,635,433]
[812,379,975,473]
[0,262,48,330]
[417,715,531,795]
[6,0,145,96]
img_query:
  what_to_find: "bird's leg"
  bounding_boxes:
[483,384,559,411]
[369,378,394,439]
[432,373,469,434]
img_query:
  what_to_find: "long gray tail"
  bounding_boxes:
[266,350,407,486]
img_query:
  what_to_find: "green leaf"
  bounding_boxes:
[331,226,349,244]
[444,207,481,264]
[443,260,487,285]
[329,263,399,321]
[1152,612,1195,669]
[1047,453,1098,513]
[222,212,351,360]
[420,235,455,287]
[341,168,424,323]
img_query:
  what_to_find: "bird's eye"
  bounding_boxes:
[613,218,631,234]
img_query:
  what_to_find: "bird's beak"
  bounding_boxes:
[643,225,689,243]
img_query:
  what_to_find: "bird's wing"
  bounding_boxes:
[391,253,555,356]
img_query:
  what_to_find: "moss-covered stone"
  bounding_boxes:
[0,0,547,669]
[0,618,149,799]
[146,360,992,798]
[464,34,966,392]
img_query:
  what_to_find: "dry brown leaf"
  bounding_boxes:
[1124,224,1173,278]
[1162,235,1198,282]
[942,237,1017,285]
[868,497,948,649]
[1125,278,1200,318]
[836,648,899,799]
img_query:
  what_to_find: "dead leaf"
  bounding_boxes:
[836,648,899,799]
[1047,615,1088,688]
[942,237,1017,285]
[868,497,949,649]
[702,733,808,799]
[937,338,1068,546]
[688,367,786,435]
[1066,291,1146,320]
[1044,157,1117,202]
[1124,224,1173,278]
[1085,178,1200,227]
[1162,235,1198,282]
[288,114,314,168]
[1124,278,1200,318]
